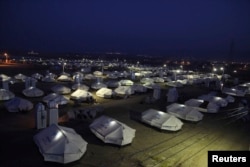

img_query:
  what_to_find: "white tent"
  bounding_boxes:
[153,77,165,83]
[0,89,15,101]
[42,73,57,82]
[166,103,203,122]
[89,115,136,146]
[141,108,183,131]
[70,89,93,101]
[222,87,246,97]
[93,70,103,76]
[5,97,33,112]
[91,82,107,90]
[184,98,220,113]
[43,93,69,105]
[0,74,12,82]
[166,81,183,87]
[143,82,160,89]
[31,73,44,80]
[140,77,154,84]
[184,99,204,107]
[51,84,71,95]
[84,74,96,80]
[57,74,72,82]
[119,79,134,86]
[114,86,134,97]
[14,73,27,81]
[206,102,220,113]
[96,87,113,98]
[33,124,88,164]
[23,87,44,97]
[198,94,228,107]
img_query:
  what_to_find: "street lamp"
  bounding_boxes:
[62,63,66,73]
[4,53,8,63]
[220,67,224,76]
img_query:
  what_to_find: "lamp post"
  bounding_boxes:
[62,63,66,73]
[4,53,8,63]
[220,67,224,76]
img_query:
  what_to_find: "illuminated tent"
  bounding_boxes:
[57,74,72,82]
[0,74,12,82]
[114,86,134,97]
[140,77,154,84]
[14,73,27,81]
[89,116,136,146]
[5,97,33,112]
[70,89,93,101]
[119,79,134,86]
[141,108,183,131]
[222,87,246,97]
[33,124,88,164]
[0,89,15,101]
[93,70,103,76]
[152,77,165,83]
[89,115,136,146]
[184,99,204,108]
[143,82,160,89]
[31,73,44,80]
[43,93,69,105]
[23,87,44,97]
[84,74,96,80]
[198,94,228,107]
[166,81,183,87]
[42,73,57,82]
[96,87,113,98]
[51,84,71,95]
[166,103,204,122]
[184,98,220,113]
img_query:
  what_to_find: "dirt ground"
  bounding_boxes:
[0,63,249,167]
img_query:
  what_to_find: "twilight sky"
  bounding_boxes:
[0,0,250,60]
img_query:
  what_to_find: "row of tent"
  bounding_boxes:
[34,103,190,164]
[34,115,136,164]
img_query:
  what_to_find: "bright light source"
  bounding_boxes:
[109,120,116,126]
[54,131,63,141]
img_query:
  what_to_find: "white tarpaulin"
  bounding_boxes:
[33,124,88,164]
[89,115,136,146]
[5,97,33,112]
[167,103,204,122]
[70,89,93,101]
[23,87,44,97]
[141,108,183,131]
[43,93,69,105]
[0,89,15,101]
[96,87,113,98]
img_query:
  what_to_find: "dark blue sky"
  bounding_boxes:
[0,0,250,60]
